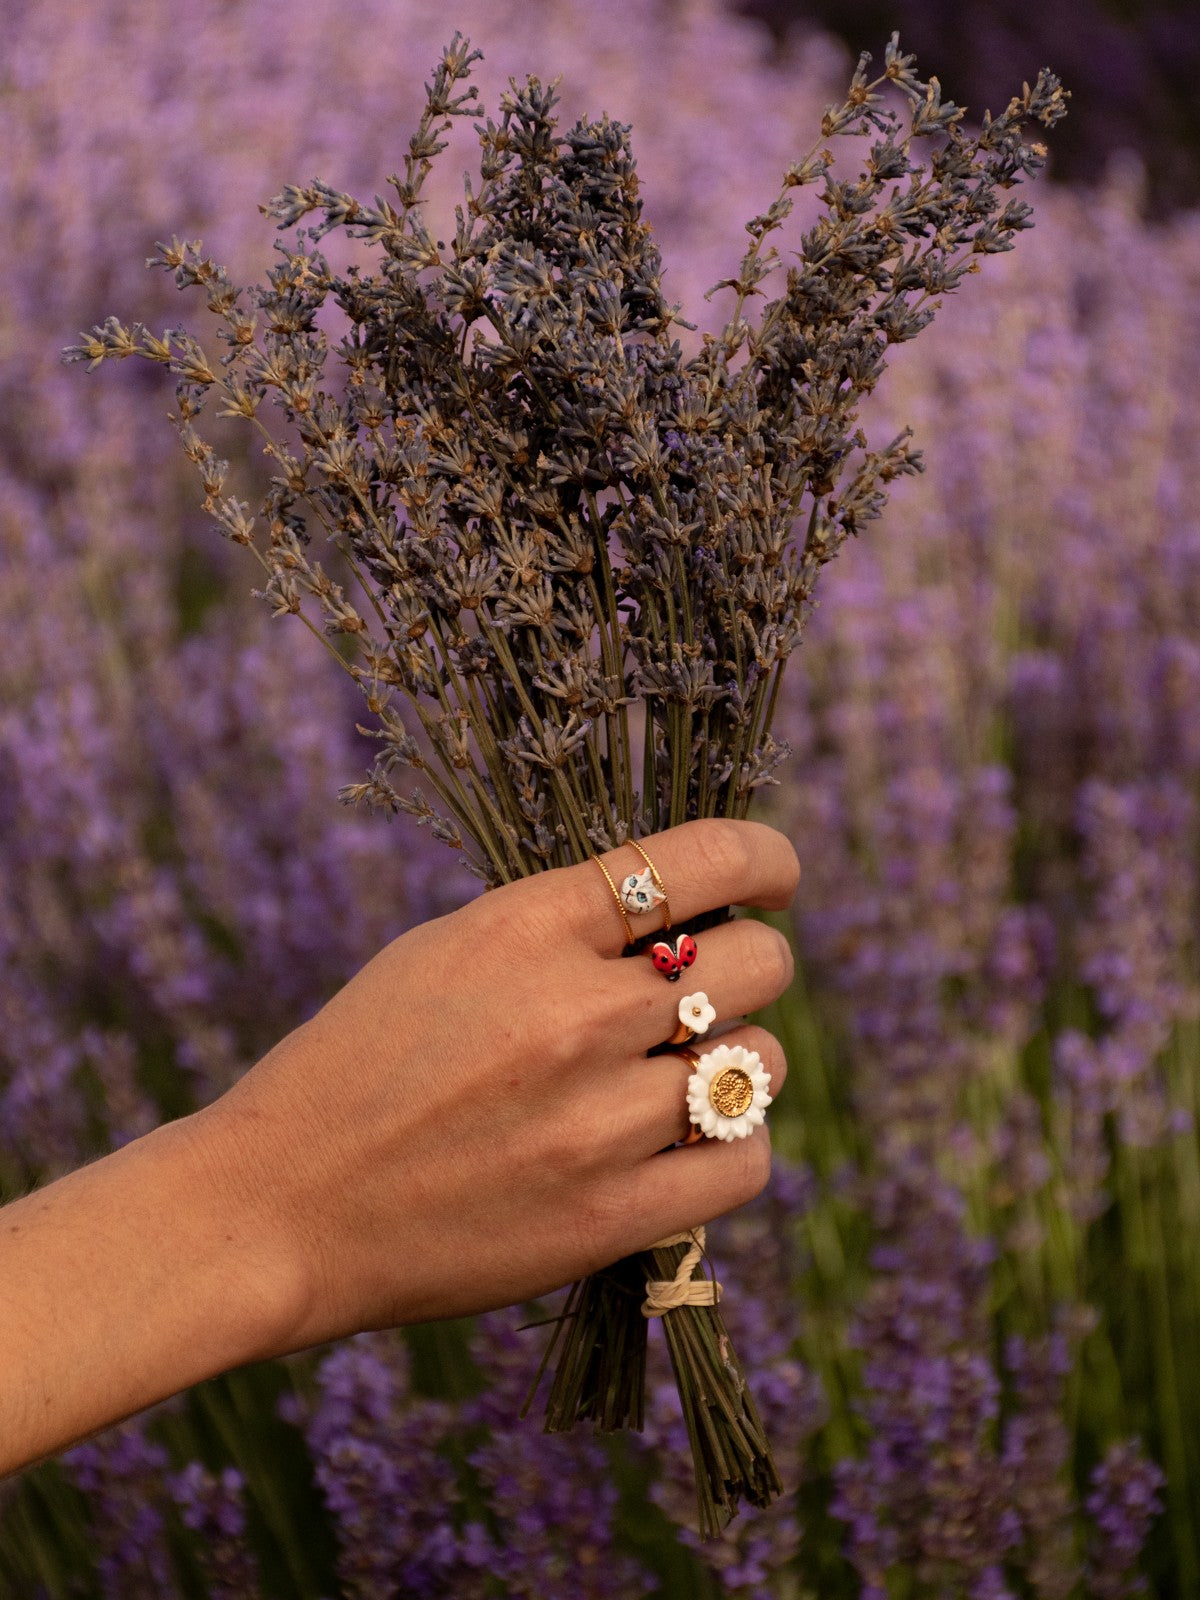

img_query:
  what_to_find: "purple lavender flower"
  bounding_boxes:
[294,1333,485,1599]
[168,1463,261,1598]
[1085,1441,1166,1600]
[469,1307,654,1597]
[62,1418,181,1597]
[1000,1332,1079,1598]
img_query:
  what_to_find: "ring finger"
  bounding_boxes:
[592,1023,789,1162]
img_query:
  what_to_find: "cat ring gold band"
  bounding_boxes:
[622,840,671,929]
[591,856,634,946]
[592,841,673,948]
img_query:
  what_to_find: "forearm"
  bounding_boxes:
[0,1102,303,1477]
[0,821,798,1478]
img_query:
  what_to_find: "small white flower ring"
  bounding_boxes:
[668,991,716,1045]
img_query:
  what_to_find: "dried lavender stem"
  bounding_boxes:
[69,28,1067,1536]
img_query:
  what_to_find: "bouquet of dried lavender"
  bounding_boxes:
[68,33,1064,1535]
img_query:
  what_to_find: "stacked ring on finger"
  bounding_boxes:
[649,930,697,983]
[591,855,634,946]
[669,990,716,1045]
[663,1047,704,1144]
[665,1043,774,1144]
[620,839,671,927]
[628,841,701,983]
[593,840,700,982]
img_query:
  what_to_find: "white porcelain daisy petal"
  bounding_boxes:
[684,1042,774,1143]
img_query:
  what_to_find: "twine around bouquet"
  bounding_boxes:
[642,1228,722,1317]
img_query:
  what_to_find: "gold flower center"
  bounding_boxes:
[709,1067,753,1118]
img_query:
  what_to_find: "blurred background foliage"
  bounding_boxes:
[0,0,1197,1594]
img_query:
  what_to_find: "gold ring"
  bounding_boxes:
[663,1048,705,1145]
[591,856,634,946]
[628,839,671,930]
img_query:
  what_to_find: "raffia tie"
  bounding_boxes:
[641,1226,723,1319]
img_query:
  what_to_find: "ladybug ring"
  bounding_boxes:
[650,932,697,983]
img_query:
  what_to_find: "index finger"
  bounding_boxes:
[563,818,801,955]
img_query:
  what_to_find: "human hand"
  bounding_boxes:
[206,817,800,1353]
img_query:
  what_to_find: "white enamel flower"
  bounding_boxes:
[685,1043,773,1142]
[619,867,665,916]
[678,991,716,1036]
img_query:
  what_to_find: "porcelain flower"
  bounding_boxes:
[686,1043,773,1142]
[678,992,716,1036]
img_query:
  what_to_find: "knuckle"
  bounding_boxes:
[727,1131,772,1208]
[469,890,534,963]
[690,817,751,893]
[544,1009,594,1073]
[474,871,575,961]
[745,924,794,997]
[736,1024,788,1093]
[556,986,618,1067]
[571,1177,627,1266]
[530,1093,606,1193]
[535,1126,584,1194]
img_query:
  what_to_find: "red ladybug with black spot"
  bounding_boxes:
[650,933,697,982]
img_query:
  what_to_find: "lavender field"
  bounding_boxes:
[1,0,1196,1594]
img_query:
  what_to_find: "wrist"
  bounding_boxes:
[183,1069,321,1368]
[0,1092,317,1476]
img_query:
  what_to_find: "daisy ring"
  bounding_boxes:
[685,1043,773,1142]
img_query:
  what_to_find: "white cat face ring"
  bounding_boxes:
[624,839,670,929]
[619,866,665,918]
[592,839,672,946]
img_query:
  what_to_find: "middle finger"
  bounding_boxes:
[599,916,795,1056]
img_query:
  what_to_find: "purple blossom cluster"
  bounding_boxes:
[169,1462,262,1598]
[467,1311,653,1597]
[288,1335,488,1598]
[282,1313,658,1597]
[770,162,1196,1591]
[1085,1442,1167,1600]
[0,0,1189,1593]
[61,1419,180,1598]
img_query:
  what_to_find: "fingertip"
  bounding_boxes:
[744,821,801,911]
